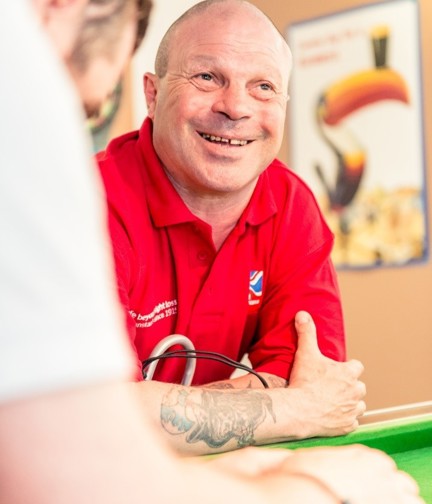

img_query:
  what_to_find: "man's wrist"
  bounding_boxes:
[288,471,349,504]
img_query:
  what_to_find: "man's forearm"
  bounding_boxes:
[136,313,366,456]
[135,379,305,456]
[205,371,288,390]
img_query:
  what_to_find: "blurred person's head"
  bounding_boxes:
[69,0,152,116]
[32,0,89,58]
[34,0,152,113]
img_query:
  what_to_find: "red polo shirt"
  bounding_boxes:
[97,118,345,385]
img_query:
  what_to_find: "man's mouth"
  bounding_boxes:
[199,132,251,146]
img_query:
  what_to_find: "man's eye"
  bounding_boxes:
[251,82,277,100]
[259,83,273,91]
[189,72,220,91]
[198,73,213,81]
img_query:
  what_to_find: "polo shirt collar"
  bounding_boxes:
[136,118,196,228]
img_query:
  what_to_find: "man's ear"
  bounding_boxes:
[144,72,159,119]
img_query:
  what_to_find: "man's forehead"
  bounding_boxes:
[173,39,289,79]
[182,50,283,72]
[176,4,276,41]
[176,9,287,53]
[164,3,291,79]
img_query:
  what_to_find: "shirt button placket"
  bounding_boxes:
[197,250,209,262]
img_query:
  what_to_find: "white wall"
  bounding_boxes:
[131,0,201,128]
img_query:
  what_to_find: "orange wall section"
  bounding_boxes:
[109,0,432,410]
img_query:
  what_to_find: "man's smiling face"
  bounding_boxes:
[145,1,291,198]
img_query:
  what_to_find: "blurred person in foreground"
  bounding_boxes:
[0,1,423,503]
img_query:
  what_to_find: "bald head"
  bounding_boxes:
[155,0,291,80]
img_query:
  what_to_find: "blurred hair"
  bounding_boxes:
[71,0,152,72]
[135,0,152,52]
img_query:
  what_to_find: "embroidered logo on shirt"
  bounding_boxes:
[248,270,263,306]
[130,299,178,328]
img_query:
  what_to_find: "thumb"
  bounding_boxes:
[295,311,322,357]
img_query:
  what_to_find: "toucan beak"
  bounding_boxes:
[318,68,410,126]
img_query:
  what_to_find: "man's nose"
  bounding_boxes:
[211,83,253,121]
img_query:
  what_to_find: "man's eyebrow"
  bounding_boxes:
[187,55,279,75]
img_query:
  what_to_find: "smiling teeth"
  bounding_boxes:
[201,133,248,146]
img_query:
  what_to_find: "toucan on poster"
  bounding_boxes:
[287,0,427,269]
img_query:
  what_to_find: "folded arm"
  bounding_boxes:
[134,312,366,456]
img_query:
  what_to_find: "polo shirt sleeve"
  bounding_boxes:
[247,172,346,380]
[106,215,137,340]
[97,150,143,380]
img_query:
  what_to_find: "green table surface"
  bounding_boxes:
[270,412,432,503]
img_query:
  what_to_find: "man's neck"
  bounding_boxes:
[173,182,257,251]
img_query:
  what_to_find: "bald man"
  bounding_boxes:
[97,0,365,456]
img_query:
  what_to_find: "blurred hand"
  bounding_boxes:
[282,444,423,504]
[206,444,423,504]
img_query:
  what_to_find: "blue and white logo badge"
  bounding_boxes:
[248,270,263,306]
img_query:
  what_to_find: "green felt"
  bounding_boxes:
[393,447,432,503]
[269,414,432,503]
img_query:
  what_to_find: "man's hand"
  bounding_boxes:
[206,445,423,504]
[289,311,366,438]
[281,444,423,504]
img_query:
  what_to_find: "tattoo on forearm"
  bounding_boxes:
[265,375,289,388]
[160,387,276,448]
[203,382,235,389]
[203,380,252,389]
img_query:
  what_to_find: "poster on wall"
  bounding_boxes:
[286,0,427,269]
